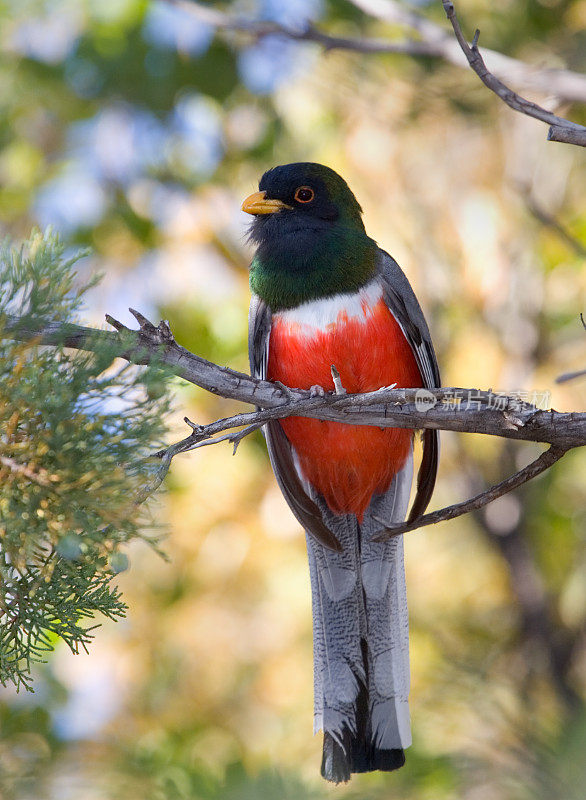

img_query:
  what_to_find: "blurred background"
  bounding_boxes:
[1,1,585,798]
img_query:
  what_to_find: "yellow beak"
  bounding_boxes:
[241,190,292,215]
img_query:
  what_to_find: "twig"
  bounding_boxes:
[165,0,586,104]
[331,365,346,395]
[165,0,440,56]
[374,445,568,539]
[132,452,173,506]
[135,418,264,500]
[442,1,586,148]
[3,312,586,450]
[557,369,586,384]
[352,0,586,102]
[131,420,261,506]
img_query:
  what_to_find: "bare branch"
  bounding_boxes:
[351,0,586,102]
[442,1,586,147]
[166,0,441,57]
[557,369,586,384]
[3,313,586,450]
[374,445,568,539]
[3,311,583,535]
[165,0,586,105]
[330,365,346,395]
[132,453,173,506]
[548,125,586,147]
[168,0,586,145]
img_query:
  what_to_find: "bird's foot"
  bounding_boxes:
[273,380,295,400]
[310,384,326,397]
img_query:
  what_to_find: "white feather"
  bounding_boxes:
[273,279,382,334]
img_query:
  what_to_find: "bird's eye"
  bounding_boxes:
[294,186,315,204]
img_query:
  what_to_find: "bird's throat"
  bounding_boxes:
[249,227,378,311]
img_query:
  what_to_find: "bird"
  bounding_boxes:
[243,163,440,783]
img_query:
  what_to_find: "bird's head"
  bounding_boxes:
[242,162,365,240]
[243,163,377,310]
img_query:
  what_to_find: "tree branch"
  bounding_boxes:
[351,0,586,102]
[4,311,584,532]
[548,125,586,146]
[373,445,568,539]
[166,0,586,104]
[557,369,586,384]
[4,312,586,451]
[442,1,586,147]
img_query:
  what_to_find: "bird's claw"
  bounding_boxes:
[310,384,326,397]
[273,380,295,400]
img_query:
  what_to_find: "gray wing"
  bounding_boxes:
[248,294,342,552]
[376,248,440,522]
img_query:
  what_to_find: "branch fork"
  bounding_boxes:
[106,309,176,349]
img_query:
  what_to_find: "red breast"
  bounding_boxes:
[267,282,423,520]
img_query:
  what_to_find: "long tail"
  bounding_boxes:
[307,454,413,783]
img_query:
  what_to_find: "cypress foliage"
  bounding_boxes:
[0,231,170,690]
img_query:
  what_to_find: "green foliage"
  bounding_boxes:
[0,231,170,691]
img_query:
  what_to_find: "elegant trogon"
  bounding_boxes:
[243,163,440,783]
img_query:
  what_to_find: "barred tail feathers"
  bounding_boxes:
[307,452,413,783]
[360,453,413,755]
